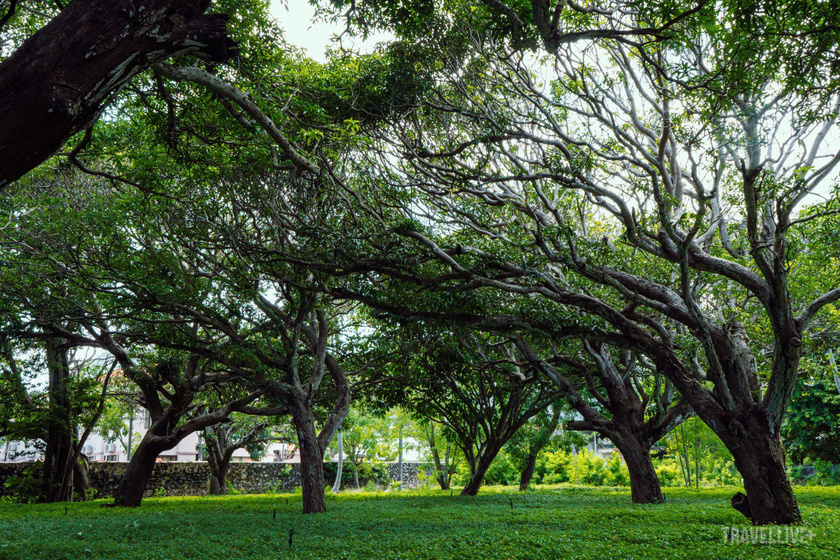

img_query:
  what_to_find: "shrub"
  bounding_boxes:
[323,461,355,487]
[361,461,391,485]
[324,460,391,489]
[654,461,683,487]
[703,455,741,486]
[811,459,840,486]
[568,450,608,486]
[538,449,571,484]
[3,463,47,504]
[605,455,630,486]
[482,451,519,486]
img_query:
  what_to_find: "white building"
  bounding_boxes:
[2,408,293,464]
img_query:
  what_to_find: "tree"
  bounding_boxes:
[378,327,563,495]
[0,334,113,502]
[318,0,714,54]
[80,336,264,508]
[783,361,840,465]
[97,379,145,462]
[0,0,237,188]
[505,407,561,491]
[0,172,273,506]
[333,409,389,490]
[420,419,460,490]
[201,414,274,495]
[516,337,692,503]
[335,2,840,521]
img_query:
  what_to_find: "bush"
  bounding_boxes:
[538,449,571,484]
[360,461,391,485]
[536,449,626,487]
[324,460,391,489]
[811,459,840,486]
[703,455,741,486]
[605,455,630,486]
[482,451,519,486]
[568,450,608,486]
[3,462,47,504]
[323,461,355,487]
[654,461,683,487]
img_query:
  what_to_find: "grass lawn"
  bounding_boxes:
[0,485,838,559]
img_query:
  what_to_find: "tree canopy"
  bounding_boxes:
[1,0,838,525]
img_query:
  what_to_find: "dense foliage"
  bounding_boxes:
[1,0,839,527]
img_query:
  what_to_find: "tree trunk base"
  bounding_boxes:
[612,437,663,505]
[725,422,802,525]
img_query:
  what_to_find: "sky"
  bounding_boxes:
[269,0,392,62]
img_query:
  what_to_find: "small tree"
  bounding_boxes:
[201,414,274,495]
[505,408,561,492]
[388,328,563,495]
[421,420,460,491]
[0,334,112,502]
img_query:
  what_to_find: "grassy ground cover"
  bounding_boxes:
[0,486,837,559]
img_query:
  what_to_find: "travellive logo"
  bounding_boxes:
[722,525,816,545]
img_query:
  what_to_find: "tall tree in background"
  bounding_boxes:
[516,338,692,503]
[376,327,563,495]
[201,414,274,495]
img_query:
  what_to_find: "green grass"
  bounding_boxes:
[1,486,838,559]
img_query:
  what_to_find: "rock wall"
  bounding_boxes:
[0,461,429,498]
[387,462,432,489]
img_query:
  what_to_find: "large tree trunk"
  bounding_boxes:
[208,454,232,495]
[660,344,802,525]
[460,442,503,496]
[43,338,74,503]
[0,0,235,189]
[519,452,538,491]
[113,437,168,507]
[720,419,801,525]
[289,400,327,514]
[610,434,663,504]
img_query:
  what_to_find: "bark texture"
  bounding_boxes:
[461,441,504,496]
[719,412,802,525]
[0,0,236,188]
[289,399,327,514]
[518,453,538,491]
[521,340,691,505]
[113,436,168,507]
[610,432,663,504]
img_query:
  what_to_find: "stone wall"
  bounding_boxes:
[0,461,429,498]
[0,461,299,499]
[387,462,432,489]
